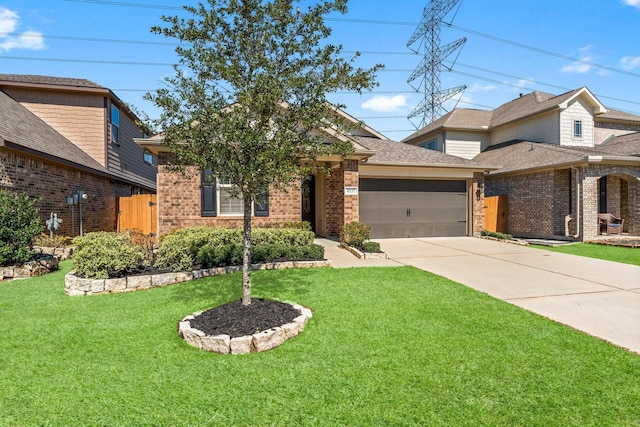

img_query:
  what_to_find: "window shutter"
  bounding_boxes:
[254,188,269,217]
[201,169,217,217]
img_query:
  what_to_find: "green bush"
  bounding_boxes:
[362,241,381,253]
[0,191,43,266]
[341,221,371,249]
[197,243,324,267]
[72,232,145,279]
[34,233,73,248]
[252,228,315,246]
[481,230,513,240]
[282,221,312,231]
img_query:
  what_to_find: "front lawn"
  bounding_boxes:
[1,262,639,426]
[533,243,640,266]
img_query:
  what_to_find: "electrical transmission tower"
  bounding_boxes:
[407,0,466,128]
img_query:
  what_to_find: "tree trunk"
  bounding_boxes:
[242,192,252,306]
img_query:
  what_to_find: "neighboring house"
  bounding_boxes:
[403,87,640,240]
[137,108,494,239]
[0,74,156,236]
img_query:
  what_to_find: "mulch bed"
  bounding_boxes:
[588,238,640,248]
[189,299,301,338]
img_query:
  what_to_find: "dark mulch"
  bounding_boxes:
[189,299,301,338]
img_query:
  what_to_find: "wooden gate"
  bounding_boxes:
[117,194,157,242]
[483,195,508,233]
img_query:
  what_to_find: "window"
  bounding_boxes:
[418,139,437,151]
[143,150,155,165]
[200,170,269,217]
[573,120,582,138]
[111,105,120,144]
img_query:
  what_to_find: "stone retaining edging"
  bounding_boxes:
[338,243,389,259]
[65,260,331,296]
[179,303,313,354]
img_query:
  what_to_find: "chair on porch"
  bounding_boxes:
[597,213,624,235]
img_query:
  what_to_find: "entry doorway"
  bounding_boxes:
[301,175,316,232]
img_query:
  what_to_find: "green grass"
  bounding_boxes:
[533,243,640,266]
[1,261,639,426]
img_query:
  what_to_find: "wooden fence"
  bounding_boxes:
[483,195,508,233]
[117,194,157,243]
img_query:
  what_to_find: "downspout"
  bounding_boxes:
[571,165,580,238]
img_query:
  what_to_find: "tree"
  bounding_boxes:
[146,0,382,305]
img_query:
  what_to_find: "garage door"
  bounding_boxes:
[359,178,467,238]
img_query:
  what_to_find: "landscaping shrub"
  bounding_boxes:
[155,227,242,271]
[197,243,324,267]
[362,241,381,253]
[481,230,513,240]
[282,221,312,231]
[34,233,73,248]
[72,232,145,279]
[341,221,371,249]
[157,226,315,271]
[0,190,43,266]
[252,228,315,246]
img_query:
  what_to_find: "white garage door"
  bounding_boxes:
[359,178,468,238]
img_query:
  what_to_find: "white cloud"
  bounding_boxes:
[469,83,497,92]
[361,95,408,112]
[561,45,594,74]
[622,0,640,8]
[620,55,640,70]
[0,7,46,53]
[507,78,533,89]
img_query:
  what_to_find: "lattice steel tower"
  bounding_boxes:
[407,0,466,128]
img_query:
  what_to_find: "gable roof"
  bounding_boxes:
[355,136,495,170]
[598,132,640,156]
[474,139,640,175]
[403,87,611,144]
[0,74,105,90]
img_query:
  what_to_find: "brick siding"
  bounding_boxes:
[0,148,130,236]
[472,172,485,234]
[324,160,359,237]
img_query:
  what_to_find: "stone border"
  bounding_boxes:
[338,243,389,259]
[64,260,331,296]
[178,303,313,354]
[477,236,529,246]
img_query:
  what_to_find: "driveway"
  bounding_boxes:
[320,237,640,354]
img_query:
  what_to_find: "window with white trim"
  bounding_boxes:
[573,120,582,138]
[111,105,120,144]
[418,139,437,151]
[143,150,155,165]
[200,170,269,217]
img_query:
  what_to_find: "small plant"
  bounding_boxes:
[0,190,43,266]
[481,230,513,241]
[341,221,371,249]
[362,241,381,253]
[282,221,312,231]
[34,233,73,248]
[72,232,145,279]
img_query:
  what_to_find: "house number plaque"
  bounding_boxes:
[344,186,358,196]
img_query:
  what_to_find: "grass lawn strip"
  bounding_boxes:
[533,243,640,266]
[0,261,638,426]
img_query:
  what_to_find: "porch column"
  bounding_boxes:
[581,175,599,240]
[627,178,640,236]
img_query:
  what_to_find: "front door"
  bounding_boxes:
[301,175,316,232]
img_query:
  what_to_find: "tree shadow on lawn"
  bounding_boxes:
[166,267,317,309]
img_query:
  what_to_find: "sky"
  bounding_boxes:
[1,0,640,141]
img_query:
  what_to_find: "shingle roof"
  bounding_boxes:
[0,89,109,173]
[355,136,494,169]
[490,89,583,128]
[596,108,640,122]
[401,109,492,142]
[599,132,640,156]
[474,139,640,175]
[0,74,105,89]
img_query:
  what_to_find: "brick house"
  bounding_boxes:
[403,87,640,240]
[137,109,494,239]
[0,75,156,236]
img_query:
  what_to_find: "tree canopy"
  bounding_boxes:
[146,0,382,304]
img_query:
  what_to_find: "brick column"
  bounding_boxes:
[472,172,485,235]
[323,160,359,237]
[627,179,640,236]
[581,175,599,240]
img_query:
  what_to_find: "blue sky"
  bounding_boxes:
[2,0,640,140]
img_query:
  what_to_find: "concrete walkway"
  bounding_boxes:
[316,237,640,355]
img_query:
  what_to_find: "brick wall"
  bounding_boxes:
[157,165,301,237]
[324,160,359,237]
[0,148,128,236]
[472,172,485,234]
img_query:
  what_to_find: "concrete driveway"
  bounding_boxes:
[320,237,640,354]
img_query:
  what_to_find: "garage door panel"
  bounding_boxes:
[359,179,468,238]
